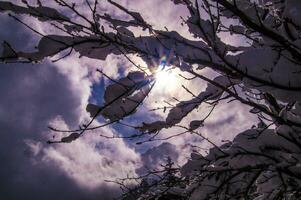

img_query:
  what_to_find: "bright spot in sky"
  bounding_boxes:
[154,64,179,92]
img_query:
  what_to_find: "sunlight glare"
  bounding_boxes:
[154,64,179,92]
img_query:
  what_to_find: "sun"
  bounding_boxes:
[153,64,179,92]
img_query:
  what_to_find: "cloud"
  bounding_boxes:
[0,61,96,200]
[0,12,140,200]
[136,142,179,175]
[39,117,140,190]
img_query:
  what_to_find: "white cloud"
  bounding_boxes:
[27,117,141,190]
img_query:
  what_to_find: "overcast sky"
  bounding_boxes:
[0,1,258,199]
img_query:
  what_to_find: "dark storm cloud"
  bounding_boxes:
[0,14,119,200]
